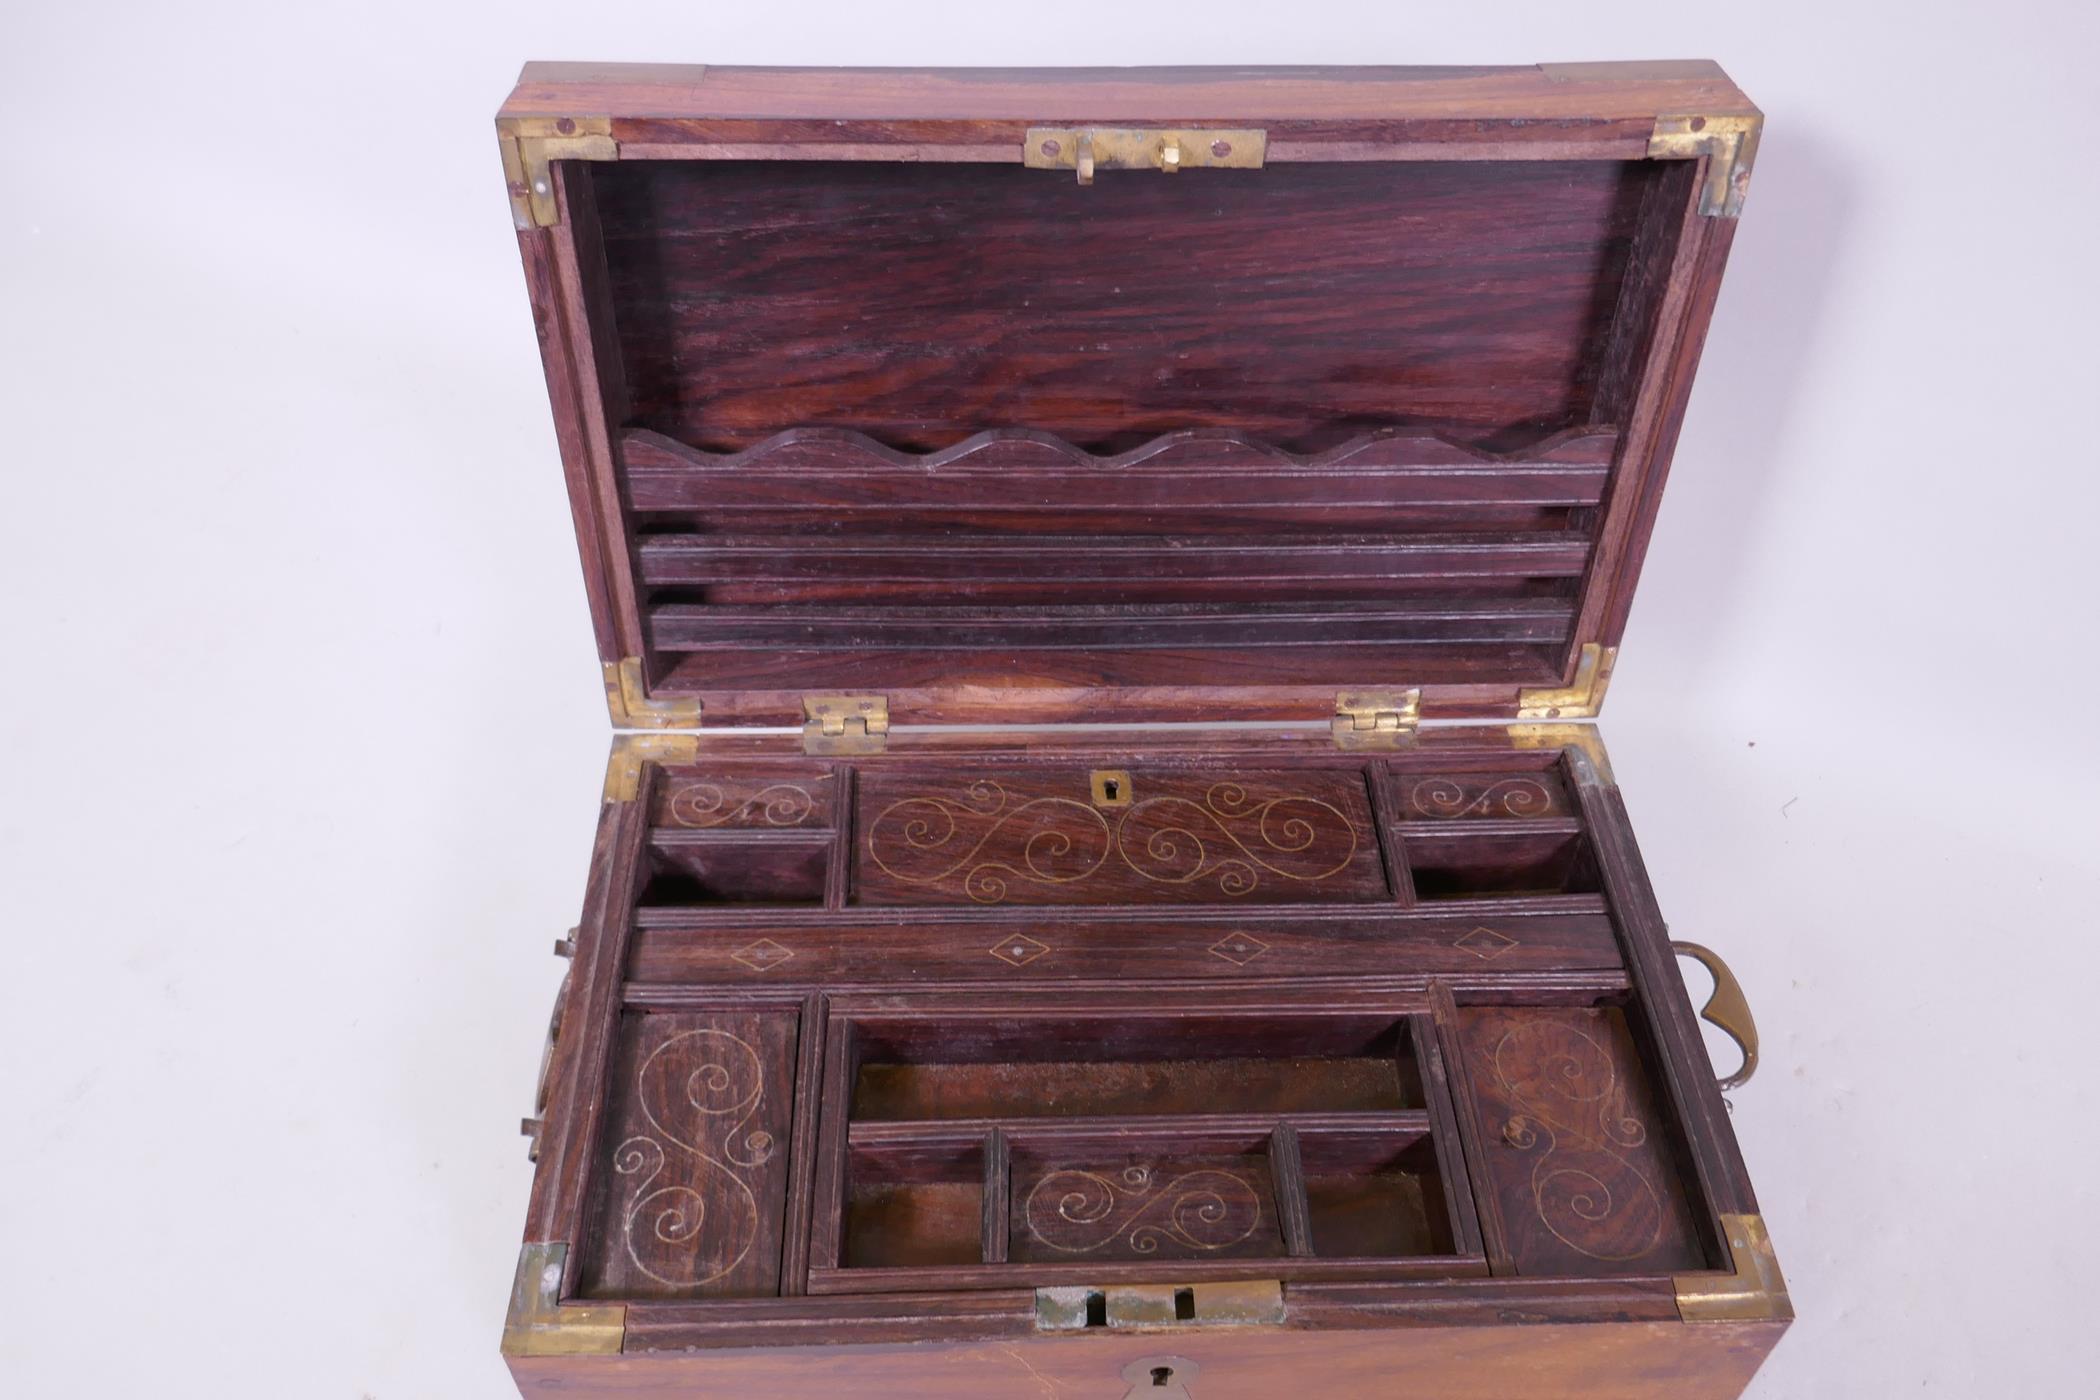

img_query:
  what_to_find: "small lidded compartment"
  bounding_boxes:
[652,767,836,829]
[853,766,1387,907]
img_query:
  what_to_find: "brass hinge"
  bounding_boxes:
[1024,127,1266,185]
[803,694,889,754]
[1675,1213,1793,1324]
[1333,689,1421,749]
[500,1242,625,1356]
[603,733,703,803]
[1035,1280,1285,1331]
[602,657,703,731]
[498,116,617,229]
[1516,643,1617,720]
[1649,113,1761,218]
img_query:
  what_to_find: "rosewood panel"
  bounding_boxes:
[591,159,1662,454]
[1453,1005,1704,1276]
[579,1009,801,1299]
[852,767,1385,906]
[623,912,1626,986]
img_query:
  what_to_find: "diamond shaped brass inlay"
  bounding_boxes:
[730,937,795,973]
[1454,926,1518,961]
[990,934,1050,967]
[1208,933,1271,966]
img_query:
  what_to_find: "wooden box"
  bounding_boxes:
[495,61,1787,1398]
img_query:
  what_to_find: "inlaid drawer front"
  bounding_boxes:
[1455,1006,1705,1275]
[652,767,835,829]
[853,767,1385,905]
[579,1009,800,1299]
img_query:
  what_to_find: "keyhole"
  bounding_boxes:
[1151,1367,1175,1387]
[1103,778,1120,801]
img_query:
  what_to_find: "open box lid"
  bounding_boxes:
[497,62,1759,739]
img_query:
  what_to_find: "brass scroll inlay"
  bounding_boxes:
[864,778,1360,905]
[612,1028,776,1288]
[1493,1022,1667,1263]
[865,780,1113,904]
[666,781,817,829]
[1024,1164,1263,1256]
[1409,776,1556,819]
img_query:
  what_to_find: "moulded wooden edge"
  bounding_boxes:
[622,423,1622,474]
[500,60,1759,132]
[508,1312,1786,1397]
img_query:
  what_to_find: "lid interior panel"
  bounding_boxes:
[535,123,1720,721]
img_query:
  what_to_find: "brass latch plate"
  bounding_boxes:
[1025,127,1266,183]
[803,694,890,754]
[1333,689,1421,748]
[1035,1280,1285,1331]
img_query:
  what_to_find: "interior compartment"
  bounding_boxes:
[1299,1130,1456,1258]
[841,1138,987,1270]
[641,833,831,906]
[848,1013,1422,1121]
[1404,830,1600,900]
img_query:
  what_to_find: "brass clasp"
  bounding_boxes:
[1025,128,1267,184]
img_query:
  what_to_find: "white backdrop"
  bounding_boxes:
[4,3,2095,1396]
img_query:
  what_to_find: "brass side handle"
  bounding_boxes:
[1672,941,1759,1090]
[525,958,576,1160]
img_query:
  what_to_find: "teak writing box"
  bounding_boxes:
[495,61,1787,1399]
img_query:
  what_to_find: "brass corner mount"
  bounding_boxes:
[1649,112,1760,218]
[1507,722,1616,787]
[603,657,702,731]
[602,732,703,803]
[501,1242,624,1357]
[1516,643,1616,721]
[499,115,617,229]
[1674,1213,1792,1324]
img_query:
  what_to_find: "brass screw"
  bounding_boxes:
[1040,138,1061,157]
[1211,139,1232,158]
